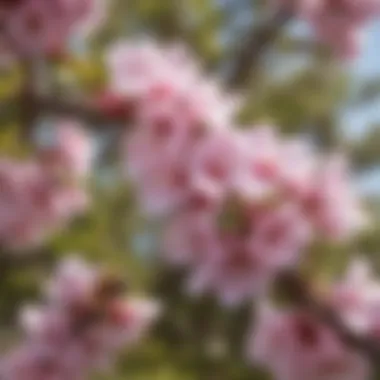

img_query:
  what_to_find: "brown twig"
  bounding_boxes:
[19,59,40,140]
[32,94,126,125]
[226,10,291,89]
[0,93,128,129]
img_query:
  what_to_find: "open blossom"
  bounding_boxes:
[0,158,87,250]
[165,200,311,305]
[329,258,380,335]
[247,261,380,380]
[310,9,365,58]
[106,41,202,101]
[247,303,370,380]
[0,257,160,380]
[161,125,364,305]
[107,41,240,128]
[110,41,240,217]
[276,0,380,57]
[0,0,103,57]
[296,153,367,240]
[37,121,93,179]
[189,129,246,202]
[240,130,365,241]
[0,122,91,251]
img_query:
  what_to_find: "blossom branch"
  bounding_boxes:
[278,270,380,365]
[0,92,128,130]
[32,93,127,125]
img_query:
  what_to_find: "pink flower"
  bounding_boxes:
[247,303,370,380]
[198,205,310,305]
[106,40,239,128]
[163,197,312,305]
[277,137,318,197]
[2,0,102,58]
[275,0,380,57]
[186,237,276,305]
[106,41,199,99]
[154,122,362,305]
[107,40,364,308]
[115,42,239,217]
[1,257,160,380]
[237,126,282,201]
[74,0,107,37]
[37,121,92,179]
[45,256,98,306]
[330,258,380,335]
[246,203,312,268]
[0,151,88,251]
[310,14,365,58]
[126,125,195,216]
[299,154,366,240]
[189,129,244,203]
[163,210,218,266]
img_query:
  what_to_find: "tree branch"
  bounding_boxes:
[0,93,129,129]
[278,271,380,365]
[226,10,291,89]
[33,94,126,125]
[19,60,40,140]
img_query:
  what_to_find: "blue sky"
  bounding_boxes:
[344,21,380,196]
[351,22,380,79]
[344,21,380,139]
[287,18,380,196]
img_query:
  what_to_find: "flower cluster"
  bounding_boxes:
[0,0,378,378]
[328,259,380,336]
[0,256,160,380]
[0,121,90,250]
[277,0,380,57]
[247,259,380,380]
[247,301,370,380]
[0,0,103,58]
[106,41,365,306]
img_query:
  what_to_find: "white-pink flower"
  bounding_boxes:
[275,0,380,57]
[189,129,244,203]
[164,198,312,305]
[163,209,218,267]
[112,41,239,217]
[156,123,364,305]
[0,142,89,251]
[299,154,366,240]
[45,256,98,306]
[106,41,199,100]
[330,258,380,335]
[1,257,160,380]
[37,120,92,179]
[1,0,103,57]
[247,303,370,380]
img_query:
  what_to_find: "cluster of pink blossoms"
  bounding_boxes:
[247,304,369,380]
[247,259,380,380]
[277,0,380,57]
[105,41,365,306]
[328,258,380,336]
[0,0,103,58]
[0,121,90,250]
[0,256,160,380]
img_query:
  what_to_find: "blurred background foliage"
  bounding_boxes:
[0,0,379,379]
